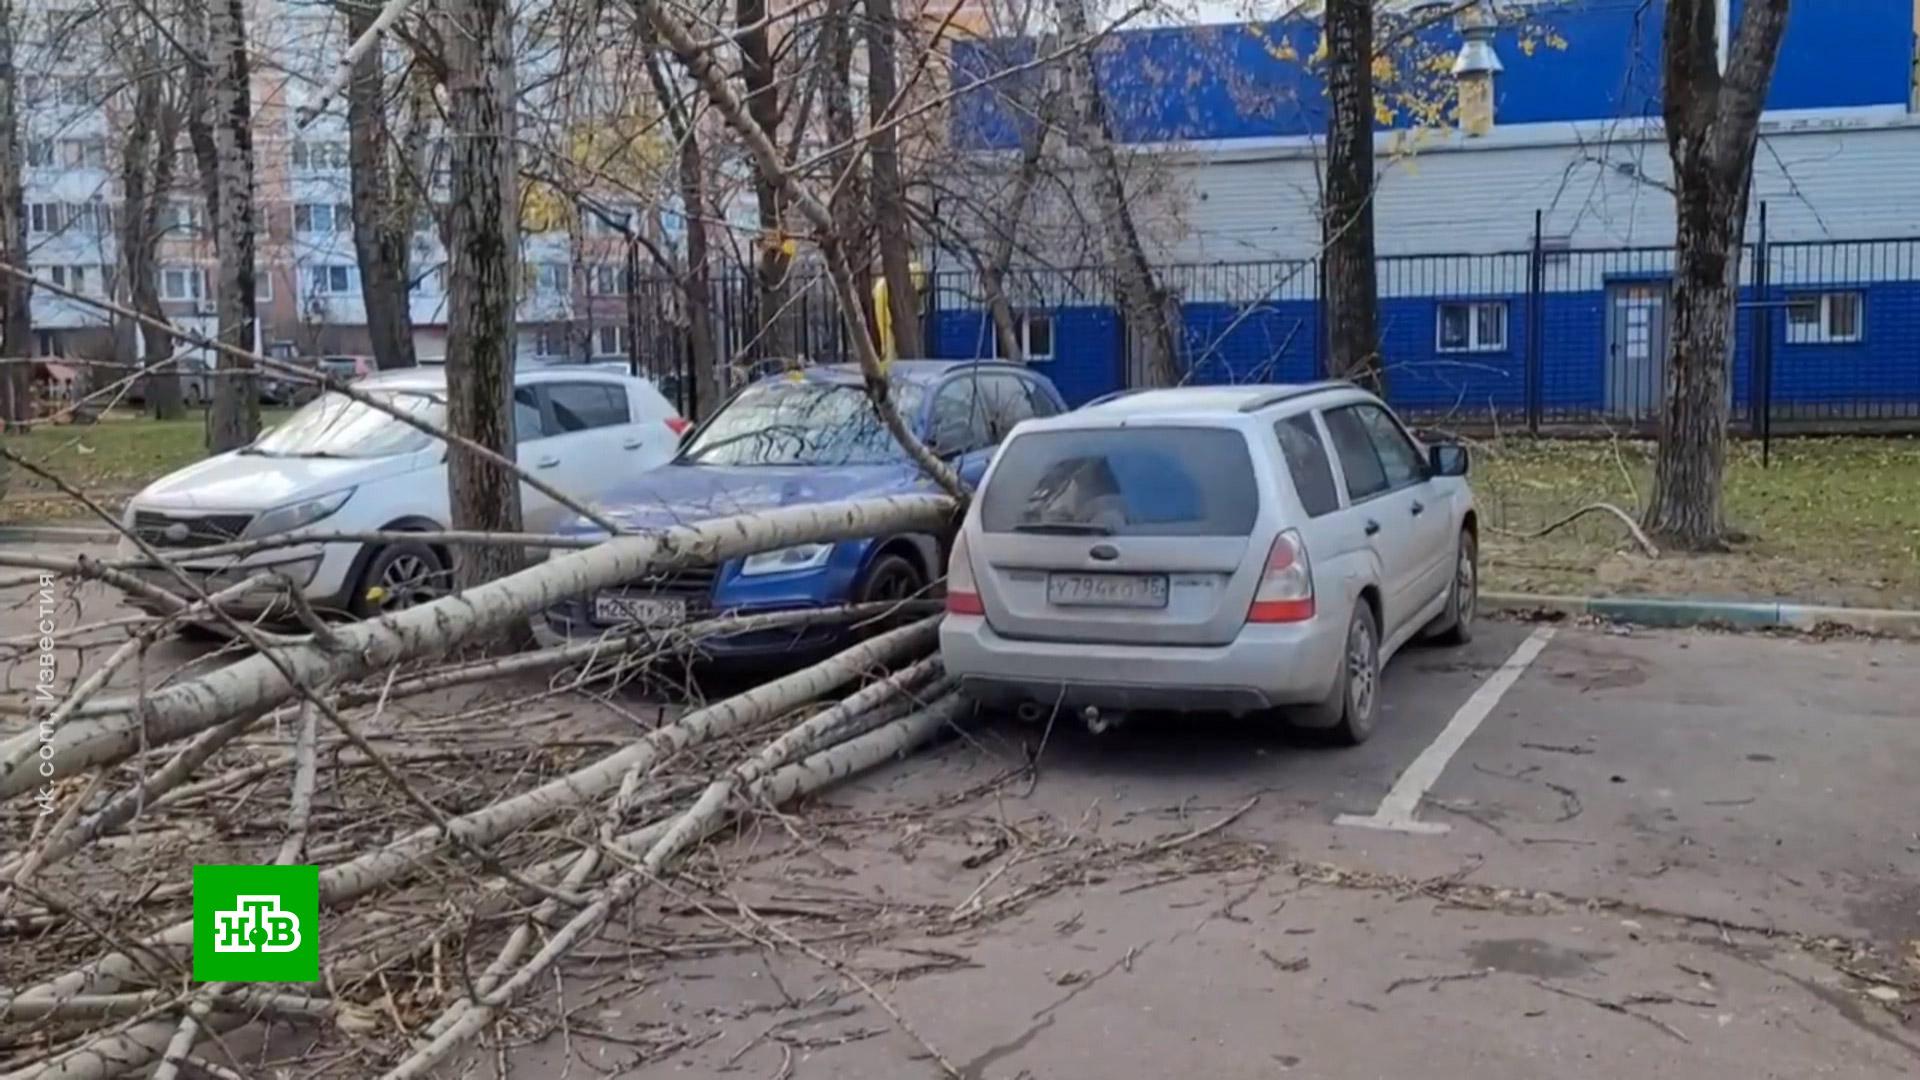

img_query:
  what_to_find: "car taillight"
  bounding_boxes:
[945,532,984,616]
[1247,528,1315,623]
[664,417,691,435]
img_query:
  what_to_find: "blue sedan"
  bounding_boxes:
[545,361,1068,659]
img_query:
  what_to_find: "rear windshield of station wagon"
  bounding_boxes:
[980,427,1259,536]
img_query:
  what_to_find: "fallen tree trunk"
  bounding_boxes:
[0,495,956,802]
[1,616,940,1013]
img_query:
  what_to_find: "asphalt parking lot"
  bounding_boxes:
[5,540,1918,1077]
[499,619,1920,1079]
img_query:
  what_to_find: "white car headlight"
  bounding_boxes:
[243,488,355,539]
[739,543,835,577]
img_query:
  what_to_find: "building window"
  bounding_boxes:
[1436,300,1507,353]
[160,201,204,235]
[1786,292,1863,345]
[160,267,207,301]
[302,264,358,296]
[38,265,91,294]
[989,312,1054,362]
[595,324,628,356]
[256,268,273,302]
[294,202,353,234]
[26,140,52,168]
[57,138,107,169]
[532,327,567,357]
[55,76,102,106]
[527,262,568,295]
[587,264,629,296]
[290,140,349,171]
[27,203,58,234]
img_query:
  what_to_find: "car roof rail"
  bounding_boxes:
[1237,380,1360,413]
[1084,388,1146,408]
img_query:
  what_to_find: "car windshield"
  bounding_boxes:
[246,389,442,458]
[678,380,927,467]
[980,426,1260,537]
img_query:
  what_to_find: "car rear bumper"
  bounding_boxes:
[939,613,1343,716]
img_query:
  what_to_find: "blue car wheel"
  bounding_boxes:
[857,552,925,606]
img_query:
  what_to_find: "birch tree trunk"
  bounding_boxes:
[347,3,418,371]
[0,0,31,432]
[980,101,1052,363]
[865,0,921,358]
[1323,0,1383,394]
[120,46,183,419]
[735,0,792,360]
[1054,0,1178,387]
[203,0,260,451]
[439,0,525,589]
[1643,0,1791,551]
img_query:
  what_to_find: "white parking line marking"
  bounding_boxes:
[1336,626,1557,835]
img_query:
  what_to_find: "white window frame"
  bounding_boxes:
[533,327,567,358]
[1436,300,1508,354]
[594,324,629,357]
[587,264,628,297]
[256,268,273,302]
[294,202,352,234]
[160,266,205,301]
[990,311,1054,362]
[27,203,56,234]
[303,264,357,297]
[1785,291,1863,345]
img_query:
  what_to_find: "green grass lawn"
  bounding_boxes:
[1474,436,1920,608]
[0,409,293,523]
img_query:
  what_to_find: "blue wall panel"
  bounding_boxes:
[951,1,1914,150]
[1180,301,1320,385]
[930,306,1122,407]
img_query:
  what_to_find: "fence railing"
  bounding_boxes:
[626,207,1920,433]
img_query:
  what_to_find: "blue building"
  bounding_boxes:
[926,0,1920,427]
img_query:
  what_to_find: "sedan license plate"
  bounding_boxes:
[1046,572,1169,609]
[594,593,686,626]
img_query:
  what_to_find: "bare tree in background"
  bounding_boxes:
[1055,0,1178,386]
[203,0,261,450]
[440,0,527,592]
[1322,0,1382,394]
[736,0,792,359]
[1643,0,1791,550]
[0,0,30,430]
[118,30,185,419]
[865,0,920,357]
[347,2,419,370]
[638,25,719,415]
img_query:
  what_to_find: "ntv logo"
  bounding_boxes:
[212,895,303,953]
[193,865,319,982]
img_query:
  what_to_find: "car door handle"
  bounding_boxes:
[621,438,644,450]
[535,456,560,469]
[1364,519,1381,537]
[1410,500,1425,516]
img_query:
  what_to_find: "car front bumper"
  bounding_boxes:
[939,613,1344,716]
[118,540,363,618]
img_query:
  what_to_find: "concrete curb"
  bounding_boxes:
[0,524,117,545]
[1484,592,1920,637]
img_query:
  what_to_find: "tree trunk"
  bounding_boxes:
[1642,0,1791,551]
[0,0,31,431]
[980,100,1053,363]
[735,0,791,360]
[822,0,867,300]
[204,0,260,451]
[439,0,525,591]
[864,0,921,358]
[640,44,720,416]
[119,50,183,419]
[1323,0,1382,395]
[1054,0,1178,387]
[346,3,418,371]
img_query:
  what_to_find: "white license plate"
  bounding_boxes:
[1046,572,1168,609]
[593,593,686,626]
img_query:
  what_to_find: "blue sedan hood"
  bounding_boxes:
[572,462,938,536]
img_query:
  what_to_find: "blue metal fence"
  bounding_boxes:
[924,220,1920,433]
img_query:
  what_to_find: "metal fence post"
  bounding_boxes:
[1527,209,1544,434]
[1755,200,1774,466]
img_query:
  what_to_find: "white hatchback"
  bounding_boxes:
[119,365,685,620]
[940,382,1477,744]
